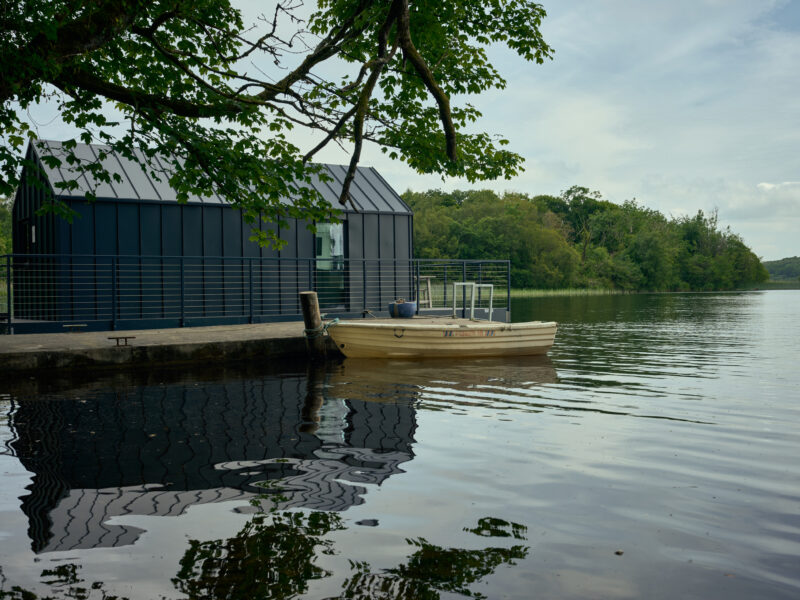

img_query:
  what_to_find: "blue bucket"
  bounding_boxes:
[389,300,416,318]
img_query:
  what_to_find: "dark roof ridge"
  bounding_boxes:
[29,139,411,215]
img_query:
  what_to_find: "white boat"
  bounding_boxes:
[326,317,557,359]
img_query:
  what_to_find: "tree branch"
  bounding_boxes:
[52,66,247,118]
[255,0,373,102]
[395,0,458,162]
[338,64,383,208]
[303,105,358,164]
[0,0,149,103]
[336,3,402,206]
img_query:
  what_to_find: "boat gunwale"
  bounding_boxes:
[327,319,557,331]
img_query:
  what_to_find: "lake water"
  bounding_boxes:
[1,291,799,599]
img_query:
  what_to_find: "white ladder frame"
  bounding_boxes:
[452,282,494,321]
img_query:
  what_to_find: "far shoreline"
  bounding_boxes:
[511,281,800,297]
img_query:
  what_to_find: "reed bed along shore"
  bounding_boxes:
[744,280,800,290]
[511,283,800,297]
[510,288,628,298]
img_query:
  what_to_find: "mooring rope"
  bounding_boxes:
[303,318,339,339]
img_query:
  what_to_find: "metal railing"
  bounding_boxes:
[1,254,510,334]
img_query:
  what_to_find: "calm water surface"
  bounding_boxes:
[1,291,798,599]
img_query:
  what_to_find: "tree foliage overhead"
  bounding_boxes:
[0,196,11,254]
[1,0,552,244]
[404,188,769,291]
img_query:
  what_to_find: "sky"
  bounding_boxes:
[22,0,800,260]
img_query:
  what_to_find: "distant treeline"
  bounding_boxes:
[763,256,800,281]
[403,187,769,291]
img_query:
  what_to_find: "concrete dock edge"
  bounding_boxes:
[0,322,340,375]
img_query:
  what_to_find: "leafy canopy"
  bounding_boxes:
[1,0,552,245]
[404,188,769,291]
[0,196,11,254]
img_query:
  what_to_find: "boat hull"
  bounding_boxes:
[327,319,557,358]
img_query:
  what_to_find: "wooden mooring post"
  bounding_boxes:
[300,291,326,361]
[300,362,325,434]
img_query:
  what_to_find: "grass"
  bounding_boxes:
[0,281,9,317]
[510,288,628,298]
[418,283,627,304]
[511,282,800,297]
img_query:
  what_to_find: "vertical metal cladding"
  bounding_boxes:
[11,141,414,327]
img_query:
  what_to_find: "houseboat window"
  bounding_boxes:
[315,222,344,270]
[315,222,345,308]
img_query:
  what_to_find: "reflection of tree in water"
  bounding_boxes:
[0,562,129,600]
[336,518,530,600]
[173,511,344,600]
[464,516,528,540]
[337,532,528,600]
[173,513,528,600]
[0,514,528,600]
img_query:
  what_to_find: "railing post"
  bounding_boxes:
[299,259,305,313]
[180,256,185,327]
[478,262,483,313]
[461,262,467,318]
[362,259,367,314]
[277,257,282,316]
[6,255,11,334]
[507,260,511,322]
[443,265,448,308]
[415,260,420,315]
[248,259,254,323]
[111,256,118,331]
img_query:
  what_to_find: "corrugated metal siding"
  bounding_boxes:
[32,140,411,215]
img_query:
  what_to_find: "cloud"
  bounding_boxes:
[756,181,800,191]
[728,181,800,218]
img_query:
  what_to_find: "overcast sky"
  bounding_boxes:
[25,0,800,260]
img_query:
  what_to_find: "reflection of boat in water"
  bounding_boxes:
[327,317,557,358]
[325,355,559,404]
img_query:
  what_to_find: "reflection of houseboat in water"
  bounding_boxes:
[7,357,557,554]
[8,366,418,553]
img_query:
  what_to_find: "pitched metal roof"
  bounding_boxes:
[31,140,411,215]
